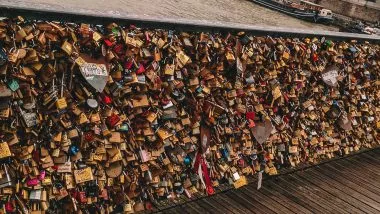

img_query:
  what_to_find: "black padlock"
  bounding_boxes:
[0,48,8,66]
[86,181,99,197]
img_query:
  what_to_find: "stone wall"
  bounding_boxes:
[317,0,380,22]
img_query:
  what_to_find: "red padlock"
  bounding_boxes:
[238,158,246,168]
[113,44,124,55]
[77,191,88,204]
[312,53,319,62]
[206,186,215,195]
[273,106,278,113]
[145,201,153,210]
[245,105,255,120]
[283,93,289,102]
[5,201,14,212]
[124,60,134,70]
[136,64,145,74]
[161,98,170,106]
[106,114,120,128]
[104,39,113,47]
[145,31,151,43]
[283,116,290,124]
[100,188,109,200]
[84,131,95,142]
[101,93,112,105]
[248,119,255,128]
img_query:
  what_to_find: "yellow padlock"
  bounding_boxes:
[56,98,68,109]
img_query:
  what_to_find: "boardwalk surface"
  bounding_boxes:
[154,148,380,214]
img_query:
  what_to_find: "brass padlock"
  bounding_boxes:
[56,97,68,109]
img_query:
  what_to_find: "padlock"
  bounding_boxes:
[139,147,150,163]
[0,164,14,188]
[29,189,42,200]
[106,113,120,128]
[56,97,68,109]
[78,190,88,204]
[16,103,37,128]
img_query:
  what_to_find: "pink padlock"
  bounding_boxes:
[27,178,39,186]
[38,170,46,180]
[5,201,14,212]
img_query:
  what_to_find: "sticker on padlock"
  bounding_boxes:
[57,162,72,173]
[232,172,240,181]
[74,167,94,184]
[139,147,151,163]
[29,189,42,200]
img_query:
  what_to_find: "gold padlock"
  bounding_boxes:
[56,98,68,109]
[0,142,12,159]
[61,40,73,55]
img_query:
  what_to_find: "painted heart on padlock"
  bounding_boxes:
[78,54,109,92]
[251,119,274,144]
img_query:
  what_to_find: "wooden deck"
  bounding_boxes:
[155,148,380,214]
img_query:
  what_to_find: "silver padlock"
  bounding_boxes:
[15,102,37,128]
[29,189,42,200]
[0,164,14,188]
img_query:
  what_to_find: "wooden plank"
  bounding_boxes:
[358,152,380,164]
[278,174,348,214]
[198,197,229,214]
[239,185,293,214]
[161,208,184,214]
[323,163,380,195]
[345,155,380,175]
[354,150,380,161]
[294,171,370,213]
[170,205,193,214]
[205,196,238,214]
[337,158,380,178]
[299,169,380,213]
[195,199,221,214]
[264,178,327,213]
[344,157,380,176]
[263,178,317,213]
[307,167,380,208]
[224,190,265,213]
[287,173,354,214]
[212,193,251,214]
[179,203,205,214]
[273,176,339,214]
[359,153,380,167]
[313,165,380,203]
[367,148,380,156]
[257,183,314,214]
[179,200,210,214]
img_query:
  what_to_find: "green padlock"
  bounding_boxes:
[7,79,19,92]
